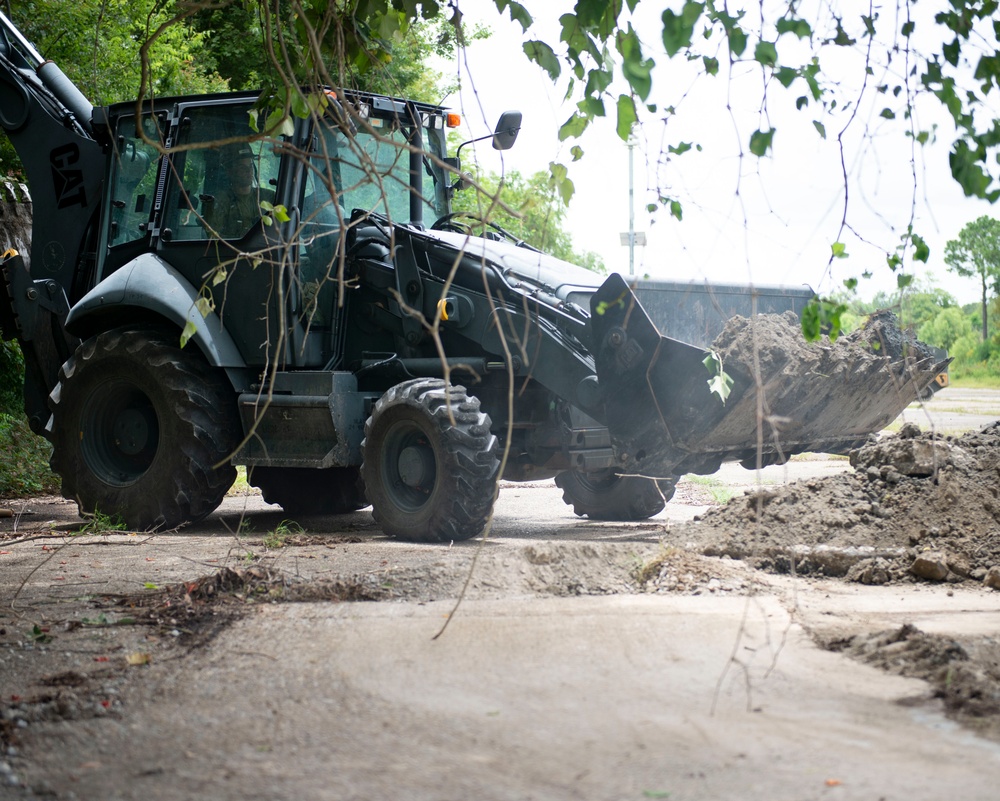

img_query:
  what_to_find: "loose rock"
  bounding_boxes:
[985,566,1000,591]
[910,552,951,582]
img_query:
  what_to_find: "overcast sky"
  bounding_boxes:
[445,1,1000,307]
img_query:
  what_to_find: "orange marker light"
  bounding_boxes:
[446,113,462,128]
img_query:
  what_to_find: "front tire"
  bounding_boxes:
[248,466,367,515]
[555,469,676,521]
[49,327,240,530]
[361,378,499,542]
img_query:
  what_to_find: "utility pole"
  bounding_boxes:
[620,137,645,275]
[628,138,635,276]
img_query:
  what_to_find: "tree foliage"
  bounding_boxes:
[944,216,1000,340]
[204,0,1000,338]
[0,0,232,177]
[452,169,605,271]
[4,1,1000,329]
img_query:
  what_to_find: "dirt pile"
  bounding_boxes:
[682,309,949,472]
[674,422,1000,584]
[714,308,940,375]
[819,624,1000,739]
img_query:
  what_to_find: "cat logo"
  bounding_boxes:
[50,143,86,209]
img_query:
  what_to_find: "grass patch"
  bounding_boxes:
[0,413,59,498]
[634,546,680,586]
[948,372,1000,389]
[682,474,736,505]
[263,520,305,549]
[74,509,127,535]
[228,466,257,496]
[788,451,850,462]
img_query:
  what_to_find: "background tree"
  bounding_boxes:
[0,0,231,177]
[452,169,605,271]
[944,216,1000,341]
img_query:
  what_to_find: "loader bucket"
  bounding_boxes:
[590,274,949,478]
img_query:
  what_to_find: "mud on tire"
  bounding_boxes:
[49,327,241,530]
[555,469,676,521]
[361,378,499,542]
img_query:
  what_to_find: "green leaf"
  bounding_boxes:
[616,94,638,141]
[775,67,797,88]
[832,19,855,46]
[897,273,914,289]
[813,120,826,138]
[727,26,748,57]
[211,268,227,286]
[668,142,693,156]
[754,41,778,68]
[585,67,613,96]
[180,320,197,349]
[950,140,995,199]
[495,0,533,31]
[879,107,896,120]
[523,40,560,80]
[748,127,775,157]
[548,161,575,204]
[942,38,960,67]
[558,112,590,141]
[901,21,915,37]
[703,351,733,405]
[618,26,655,100]
[912,234,930,263]
[570,145,584,162]
[799,297,823,342]
[831,241,848,259]
[195,296,214,317]
[669,199,683,220]
[578,96,606,118]
[843,277,858,291]
[264,106,294,137]
[703,56,719,76]
[974,53,1000,91]
[777,18,812,39]
[661,2,704,57]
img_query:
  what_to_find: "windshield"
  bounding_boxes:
[307,114,447,226]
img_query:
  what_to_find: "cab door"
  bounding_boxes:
[155,98,300,369]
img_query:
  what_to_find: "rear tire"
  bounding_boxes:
[49,327,240,530]
[248,466,367,515]
[361,378,499,542]
[555,469,676,521]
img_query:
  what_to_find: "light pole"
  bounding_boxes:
[620,137,645,275]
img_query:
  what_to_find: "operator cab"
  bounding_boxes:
[97,90,455,370]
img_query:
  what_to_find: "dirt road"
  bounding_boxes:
[2,387,999,800]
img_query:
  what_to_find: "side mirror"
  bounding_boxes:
[447,111,523,197]
[492,111,521,151]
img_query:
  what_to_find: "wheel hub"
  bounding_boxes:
[81,381,159,486]
[113,408,152,456]
[398,444,434,489]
